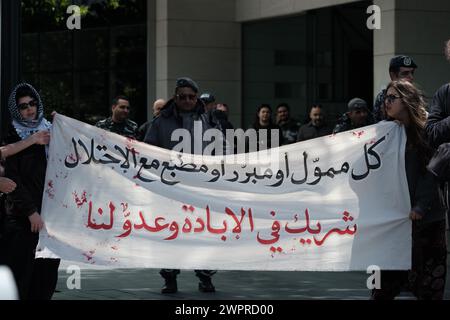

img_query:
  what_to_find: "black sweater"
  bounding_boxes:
[4,128,47,218]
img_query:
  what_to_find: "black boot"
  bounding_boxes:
[198,276,215,293]
[161,277,177,294]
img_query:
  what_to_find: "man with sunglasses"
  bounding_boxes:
[95,95,138,139]
[373,55,418,122]
[144,77,221,294]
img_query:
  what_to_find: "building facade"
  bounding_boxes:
[1,0,450,130]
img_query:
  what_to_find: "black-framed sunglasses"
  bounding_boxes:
[385,94,401,104]
[18,100,38,110]
[176,94,197,101]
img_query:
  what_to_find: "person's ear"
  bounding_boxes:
[389,71,397,80]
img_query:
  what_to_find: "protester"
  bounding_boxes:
[297,104,332,141]
[250,104,282,151]
[425,39,450,227]
[275,103,299,145]
[136,98,166,141]
[144,77,220,294]
[96,95,138,139]
[0,131,50,193]
[0,83,60,300]
[371,80,447,300]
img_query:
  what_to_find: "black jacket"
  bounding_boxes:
[4,127,47,217]
[297,122,332,142]
[250,123,283,151]
[144,99,223,152]
[425,83,450,148]
[278,119,300,145]
[405,146,445,224]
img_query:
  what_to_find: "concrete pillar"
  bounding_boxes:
[154,0,241,125]
[236,0,362,22]
[147,0,156,120]
[374,0,450,101]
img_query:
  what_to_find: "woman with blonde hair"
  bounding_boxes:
[372,80,447,300]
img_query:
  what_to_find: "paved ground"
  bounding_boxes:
[53,258,450,300]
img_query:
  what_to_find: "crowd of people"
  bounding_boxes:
[0,39,449,299]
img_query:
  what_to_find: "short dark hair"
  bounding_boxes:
[276,102,290,112]
[112,95,130,106]
[309,104,323,112]
[257,104,272,113]
[15,87,35,102]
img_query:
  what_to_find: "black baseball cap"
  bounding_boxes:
[175,77,199,93]
[348,98,368,111]
[200,93,215,104]
[389,55,418,69]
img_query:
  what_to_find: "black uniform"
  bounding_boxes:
[373,89,386,123]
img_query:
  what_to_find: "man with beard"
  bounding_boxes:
[297,104,332,141]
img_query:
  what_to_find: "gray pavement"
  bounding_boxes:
[53,258,450,300]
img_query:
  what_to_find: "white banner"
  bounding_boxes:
[38,114,411,271]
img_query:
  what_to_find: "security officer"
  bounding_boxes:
[334,98,371,133]
[373,55,418,122]
[96,95,138,139]
[200,92,216,112]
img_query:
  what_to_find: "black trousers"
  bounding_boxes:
[160,269,217,280]
[0,215,60,300]
[372,220,447,300]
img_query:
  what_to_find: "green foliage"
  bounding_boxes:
[21,0,145,32]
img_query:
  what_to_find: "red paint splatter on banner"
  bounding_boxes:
[342,211,355,222]
[352,131,365,138]
[73,191,87,208]
[45,180,55,199]
[82,251,95,261]
[67,153,77,162]
[221,235,227,241]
